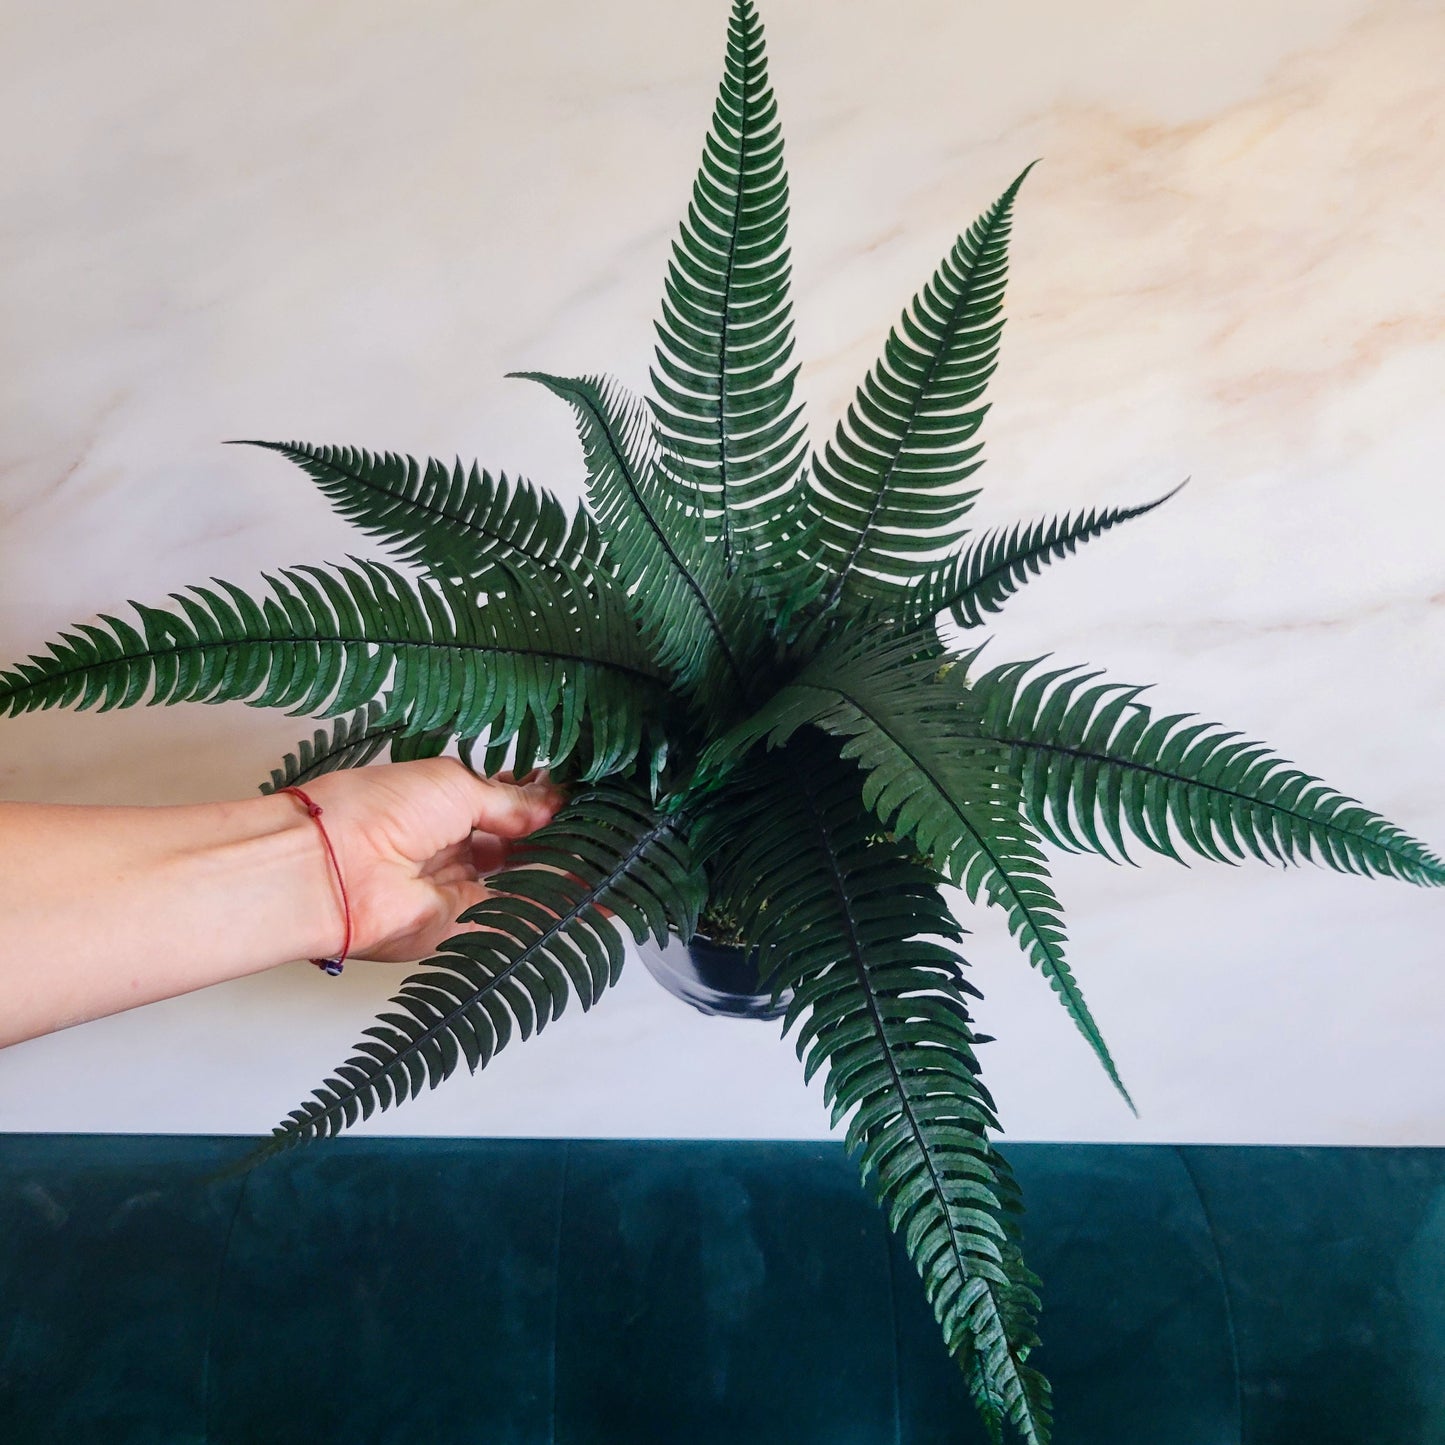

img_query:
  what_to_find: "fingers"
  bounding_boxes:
[419,838,472,879]
[488,767,549,787]
[395,756,563,839]
[461,768,564,839]
[468,831,512,877]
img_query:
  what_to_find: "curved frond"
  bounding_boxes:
[911,486,1182,628]
[259,700,402,793]
[0,559,661,779]
[258,785,704,1157]
[705,624,1131,1106]
[700,741,1051,1444]
[973,658,1445,885]
[650,0,809,587]
[259,700,454,795]
[235,441,602,588]
[386,722,455,764]
[515,370,763,707]
[809,167,1033,612]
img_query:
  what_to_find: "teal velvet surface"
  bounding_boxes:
[1,1137,1442,1443]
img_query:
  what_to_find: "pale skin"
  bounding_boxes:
[0,757,564,1048]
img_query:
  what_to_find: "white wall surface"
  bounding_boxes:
[1,0,1442,1142]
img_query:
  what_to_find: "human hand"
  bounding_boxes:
[293,757,565,963]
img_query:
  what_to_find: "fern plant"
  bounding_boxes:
[3,3,1440,1438]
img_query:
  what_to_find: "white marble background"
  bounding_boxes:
[1,0,1441,1143]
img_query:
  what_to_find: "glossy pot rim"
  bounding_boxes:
[634,931,793,1021]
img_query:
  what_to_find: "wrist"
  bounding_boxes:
[272,787,353,968]
[0,792,351,1046]
[194,793,348,967]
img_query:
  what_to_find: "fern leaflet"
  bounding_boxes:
[701,740,1052,1444]
[910,487,1182,627]
[259,701,401,793]
[972,658,1445,885]
[649,0,810,590]
[705,624,1132,1106]
[236,441,602,589]
[808,167,1033,612]
[516,370,763,708]
[0,559,660,779]
[257,785,703,1158]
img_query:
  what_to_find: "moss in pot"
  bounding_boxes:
[4,3,1443,1440]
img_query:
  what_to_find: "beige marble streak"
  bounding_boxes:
[0,0,1440,1141]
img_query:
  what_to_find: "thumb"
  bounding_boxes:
[460,772,565,839]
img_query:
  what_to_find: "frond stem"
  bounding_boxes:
[233,444,552,562]
[584,392,750,693]
[277,812,683,1141]
[800,770,1028,1418]
[981,729,1443,878]
[7,632,665,706]
[715,51,749,576]
[818,205,1010,614]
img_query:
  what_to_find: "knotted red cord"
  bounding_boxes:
[278,786,351,975]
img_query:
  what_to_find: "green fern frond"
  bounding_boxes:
[649,0,810,588]
[912,486,1183,628]
[386,723,455,764]
[235,441,602,588]
[260,784,704,1156]
[259,701,402,793]
[259,701,454,795]
[704,624,1131,1106]
[808,166,1034,613]
[515,370,763,707]
[701,741,1051,1444]
[972,658,1445,886]
[0,559,660,778]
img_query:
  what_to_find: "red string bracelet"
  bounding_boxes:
[278,786,351,975]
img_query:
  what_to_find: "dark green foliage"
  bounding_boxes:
[704,625,1131,1106]
[972,659,1445,886]
[5,4,1439,1439]
[700,739,1051,1443]
[235,440,603,589]
[515,371,765,712]
[387,722,456,765]
[259,785,703,1159]
[258,694,455,796]
[0,558,659,779]
[259,700,402,793]
[808,165,1033,613]
[909,487,1183,628]
[649,0,810,591]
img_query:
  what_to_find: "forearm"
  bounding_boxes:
[0,796,339,1045]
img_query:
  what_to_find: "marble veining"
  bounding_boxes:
[0,0,1441,1142]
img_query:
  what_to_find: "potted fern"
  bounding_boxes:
[3,2,1440,1438]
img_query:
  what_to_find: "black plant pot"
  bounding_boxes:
[634,932,793,1020]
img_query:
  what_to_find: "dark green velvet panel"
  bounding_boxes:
[0,1135,246,1444]
[891,1146,1240,1445]
[206,1139,566,1444]
[1184,1147,1445,1443]
[554,1141,898,1443]
[2,1136,1443,1443]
